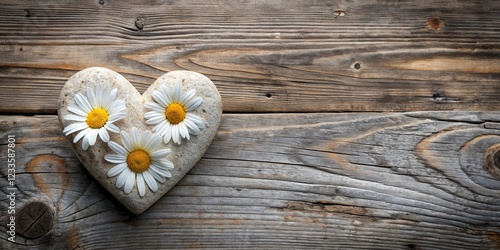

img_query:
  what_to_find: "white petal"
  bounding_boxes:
[144,111,165,120]
[107,163,127,177]
[150,164,172,178]
[124,171,136,193]
[87,86,97,108]
[63,122,88,135]
[172,81,183,102]
[107,99,126,114]
[154,159,174,170]
[130,127,140,148]
[105,154,126,163]
[140,131,152,148]
[148,167,166,183]
[116,168,130,188]
[88,129,99,146]
[82,134,90,150]
[179,122,190,140]
[121,130,133,151]
[73,127,91,143]
[67,105,88,117]
[150,149,171,159]
[186,113,205,127]
[64,114,86,122]
[172,124,180,144]
[108,141,128,155]
[105,123,120,134]
[153,120,169,136]
[109,86,117,99]
[145,114,166,125]
[74,93,92,113]
[184,118,201,135]
[160,84,173,105]
[99,127,110,142]
[185,97,203,111]
[143,133,161,152]
[105,87,118,109]
[108,111,126,123]
[163,124,172,144]
[152,90,169,107]
[145,101,166,112]
[102,84,114,109]
[137,173,146,197]
[180,89,196,104]
[99,84,112,108]
[143,171,158,192]
[146,118,163,126]
[96,84,106,107]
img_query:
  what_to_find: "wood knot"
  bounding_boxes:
[26,154,69,198]
[483,145,500,179]
[427,17,443,31]
[135,18,144,30]
[16,201,54,239]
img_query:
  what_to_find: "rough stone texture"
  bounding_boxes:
[58,67,222,214]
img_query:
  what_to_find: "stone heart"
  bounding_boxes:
[58,67,222,214]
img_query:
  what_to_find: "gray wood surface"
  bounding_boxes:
[0,0,499,113]
[2,113,500,249]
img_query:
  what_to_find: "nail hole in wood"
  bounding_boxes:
[427,17,443,31]
[334,10,346,18]
[24,10,31,18]
[266,93,272,98]
[354,63,361,70]
[98,0,105,5]
[16,201,54,239]
[433,93,444,103]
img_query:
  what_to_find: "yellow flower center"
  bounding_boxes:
[126,150,151,173]
[165,103,186,124]
[86,108,108,129]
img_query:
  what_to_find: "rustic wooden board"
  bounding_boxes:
[2,113,500,249]
[1,0,499,113]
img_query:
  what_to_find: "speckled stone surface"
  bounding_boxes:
[58,67,222,214]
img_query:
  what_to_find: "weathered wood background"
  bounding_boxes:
[1,0,500,249]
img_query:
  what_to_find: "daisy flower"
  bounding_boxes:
[105,127,174,197]
[63,84,126,150]
[144,81,205,144]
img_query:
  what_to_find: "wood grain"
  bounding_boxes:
[2,113,500,249]
[0,0,499,113]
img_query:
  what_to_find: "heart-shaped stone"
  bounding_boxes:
[58,67,222,214]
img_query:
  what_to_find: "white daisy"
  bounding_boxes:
[63,84,126,150]
[144,81,205,144]
[105,127,174,197]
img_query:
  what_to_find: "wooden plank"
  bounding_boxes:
[1,0,499,113]
[2,112,500,249]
